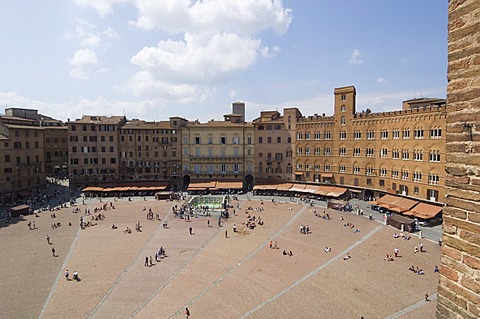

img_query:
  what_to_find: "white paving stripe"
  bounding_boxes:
[239,224,384,319]
[38,226,82,319]
[384,293,438,319]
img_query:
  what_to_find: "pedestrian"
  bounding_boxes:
[207,220,210,227]
[65,270,69,280]
[73,271,78,281]
[225,230,228,238]
[419,242,424,252]
[145,256,149,266]
[233,224,237,232]
[149,256,153,266]
[434,265,439,273]
[189,227,193,235]
[52,247,56,257]
[47,235,51,245]
[394,248,399,257]
[425,293,429,302]
[185,307,190,319]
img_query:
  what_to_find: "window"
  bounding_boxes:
[305,148,311,156]
[392,149,400,159]
[366,148,375,157]
[380,168,387,177]
[305,132,310,140]
[220,136,226,144]
[353,148,361,157]
[430,128,442,139]
[339,130,347,140]
[258,137,263,143]
[296,147,303,156]
[296,132,303,140]
[380,148,388,158]
[247,137,252,144]
[339,165,346,173]
[367,130,375,140]
[429,150,441,162]
[413,171,422,182]
[314,131,321,140]
[314,147,321,156]
[392,169,399,179]
[366,167,374,176]
[401,170,409,180]
[393,129,400,139]
[414,150,423,161]
[414,128,424,139]
[402,149,409,160]
[277,137,281,143]
[429,173,440,185]
[324,147,331,156]
[324,164,331,172]
[233,136,239,144]
[354,131,361,139]
[402,128,410,139]
[340,116,346,125]
[195,136,200,144]
[267,137,272,143]
[220,164,227,173]
[381,129,388,139]
[353,166,360,174]
[341,94,346,101]
[341,105,346,112]
[339,147,346,156]
[258,125,264,130]
[325,131,331,140]
[13,142,21,149]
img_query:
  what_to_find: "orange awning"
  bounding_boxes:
[404,203,442,219]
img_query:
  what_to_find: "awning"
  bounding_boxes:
[404,203,443,219]
[276,183,293,191]
[215,181,243,189]
[289,184,307,192]
[294,172,303,175]
[327,187,347,198]
[315,185,336,196]
[348,189,362,193]
[303,185,320,194]
[321,173,333,178]
[82,187,104,192]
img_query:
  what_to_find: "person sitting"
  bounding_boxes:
[112,224,117,229]
[417,269,425,275]
[343,253,351,260]
[434,265,440,273]
[393,233,399,238]
[283,250,287,255]
[288,251,293,257]
[409,265,416,272]
[414,246,419,253]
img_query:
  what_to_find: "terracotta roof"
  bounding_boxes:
[72,115,125,124]
[122,120,172,129]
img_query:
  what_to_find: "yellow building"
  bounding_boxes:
[181,103,255,189]
[294,86,446,204]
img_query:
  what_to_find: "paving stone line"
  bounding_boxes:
[87,208,175,319]
[38,226,82,319]
[384,293,438,319]
[239,224,384,319]
[128,225,223,318]
[171,204,309,318]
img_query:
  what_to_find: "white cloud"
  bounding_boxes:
[228,89,237,99]
[376,78,387,83]
[349,49,363,64]
[261,46,281,58]
[69,49,99,79]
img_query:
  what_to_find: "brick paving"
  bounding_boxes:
[0,195,441,318]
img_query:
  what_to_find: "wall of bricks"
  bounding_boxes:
[438,1,480,318]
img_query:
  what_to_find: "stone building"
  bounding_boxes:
[252,108,301,184]
[118,117,186,190]
[0,121,45,203]
[67,115,126,186]
[437,0,480,318]
[181,103,255,189]
[294,86,447,204]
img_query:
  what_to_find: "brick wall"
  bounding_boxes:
[437,1,480,318]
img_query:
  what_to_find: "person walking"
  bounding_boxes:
[65,270,69,280]
[394,248,399,257]
[189,227,193,235]
[185,307,190,319]
[225,230,228,238]
[73,271,78,281]
[47,235,51,245]
[145,256,149,266]
[52,247,56,257]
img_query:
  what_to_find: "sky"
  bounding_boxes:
[0,0,448,123]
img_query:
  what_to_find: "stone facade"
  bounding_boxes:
[437,1,480,318]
